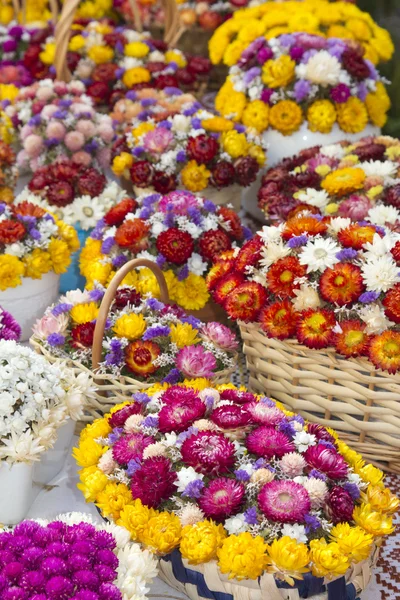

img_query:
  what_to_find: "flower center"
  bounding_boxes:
[307,314,326,332]
[133,348,152,365]
[314,248,328,259]
[83,207,94,217]
[384,341,400,357]
[334,275,345,287]
[345,331,364,347]
[280,270,293,283]
[278,492,291,503]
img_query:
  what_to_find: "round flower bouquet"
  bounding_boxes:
[74,382,398,600]
[0,200,79,339]
[258,135,400,224]
[111,108,267,209]
[0,340,89,523]
[207,213,400,470]
[0,513,158,598]
[0,139,17,205]
[79,190,251,317]
[0,305,21,340]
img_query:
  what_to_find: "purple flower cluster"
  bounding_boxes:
[0,520,122,600]
[0,307,21,342]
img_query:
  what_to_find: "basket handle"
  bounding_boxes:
[91,258,170,372]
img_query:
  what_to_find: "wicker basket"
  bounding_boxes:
[239,322,400,473]
[158,546,379,600]
[32,259,235,428]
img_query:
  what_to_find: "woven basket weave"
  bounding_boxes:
[32,259,235,428]
[239,322,400,473]
[158,546,378,600]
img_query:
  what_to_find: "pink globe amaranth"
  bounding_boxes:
[181,431,235,475]
[327,486,355,524]
[98,124,115,144]
[158,395,206,433]
[210,404,251,429]
[200,322,239,351]
[158,190,200,215]
[112,433,154,465]
[304,445,349,479]
[176,346,217,379]
[130,456,177,508]
[76,120,96,139]
[46,121,66,141]
[338,194,372,220]
[244,402,285,426]
[23,134,43,158]
[72,151,92,167]
[258,480,311,523]
[246,426,295,459]
[108,402,142,428]
[36,87,54,101]
[65,131,85,152]
[96,147,111,169]
[199,477,245,522]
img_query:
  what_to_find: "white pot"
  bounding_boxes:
[0,461,35,525]
[15,173,31,196]
[242,123,381,221]
[133,185,242,211]
[33,419,76,485]
[0,271,60,341]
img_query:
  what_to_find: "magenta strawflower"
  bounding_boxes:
[246,425,295,459]
[219,389,257,404]
[304,445,349,479]
[181,431,235,475]
[244,402,285,426]
[328,485,355,523]
[0,307,21,341]
[130,456,177,508]
[200,322,239,351]
[108,402,142,428]
[198,477,245,521]
[158,394,206,433]
[112,432,154,465]
[258,480,311,523]
[176,345,217,378]
[210,404,251,429]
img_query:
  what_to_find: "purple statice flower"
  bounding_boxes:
[327,44,346,61]
[375,225,386,236]
[330,83,351,104]
[191,117,202,129]
[0,203,6,215]
[234,469,251,482]
[288,234,308,248]
[203,199,216,213]
[163,210,175,228]
[127,458,142,476]
[304,513,321,533]
[178,265,189,281]
[141,98,157,107]
[165,86,182,95]
[183,102,202,116]
[182,479,205,499]
[52,110,67,120]
[359,291,380,303]
[146,297,165,311]
[44,213,54,222]
[301,49,318,63]
[47,333,66,346]
[357,82,368,101]
[126,90,138,101]
[101,237,115,254]
[45,138,59,147]
[132,146,144,157]
[112,254,127,268]
[158,120,172,130]
[259,396,275,408]
[176,150,186,162]
[59,99,72,108]
[139,206,153,220]
[279,34,295,48]
[29,227,41,241]
[138,110,150,121]
[115,68,125,79]
[243,67,261,86]
[290,46,305,61]
[142,415,159,428]
[162,368,181,384]
[84,140,99,153]
[143,325,170,340]
[156,254,167,268]
[104,339,124,367]
[234,123,246,133]
[132,392,151,404]
[90,219,106,240]
[319,440,336,451]
[257,46,273,64]
[28,114,42,126]
[343,482,361,500]
[181,315,202,329]
[365,59,378,81]
[294,79,311,102]
[168,61,178,72]
[336,248,358,261]
[0,308,21,341]
[52,303,73,316]
[244,507,258,525]
[309,469,327,481]
[203,395,215,411]
[89,289,104,302]
[254,458,268,470]
[107,427,124,444]
[177,427,199,447]
[243,226,253,240]
[261,88,274,105]
[278,418,297,439]
[187,206,203,226]
[142,193,160,207]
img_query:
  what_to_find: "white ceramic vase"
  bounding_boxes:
[33,419,76,486]
[0,272,60,342]
[242,123,381,221]
[0,462,35,525]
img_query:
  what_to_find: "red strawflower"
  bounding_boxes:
[391,240,400,264]
[198,10,223,30]
[181,431,235,475]
[283,216,327,240]
[206,260,234,291]
[92,63,118,83]
[247,425,295,459]
[12,202,45,218]
[234,235,263,273]
[23,45,41,67]
[259,300,298,339]
[342,48,370,80]
[304,445,348,479]
[113,433,154,466]
[113,287,142,310]
[71,322,96,349]
[115,219,149,251]
[296,308,336,349]
[267,256,306,298]
[258,186,297,221]
[67,51,80,73]
[156,228,194,265]
[130,457,177,508]
[235,156,259,187]
[199,229,232,262]
[130,161,153,187]
[333,320,370,358]
[104,32,127,47]
[354,143,386,162]
[78,168,106,198]
[328,486,355,524]
[125,340,160,377]
[146,61,168,74]
[383,284,400,323]
[213,272,245,306]
[28,169,52,191]
[384,184,400,210]
[291,170,321,190]
[217,206,244,240]
[320,263,364,306]
[258,480,311,523]
[187,56,211,75]
[187,135,219,163]
[104,198,137,227]
[87,82,111,105]
[176,68,195,86]
[198,478,245,522]
[337,224,378,250]
[287,203,321,220]
[152,171,177,194]
[154,74,179,89]
[369,331,400,374]
[225,281,268,321]
[108,402,142,428]
[52,161,80,181]
[0,220,25,244]
[47,182,75,207]
[212,161,236,188]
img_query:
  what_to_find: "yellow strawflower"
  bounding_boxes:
[262,55,295,88]
[73,438,106,468]
[362,486,400,514]
[353,503,395,536]
[85,260,113,289]
[309,539,350,579]
[336,97,368,134]
[321,167,366,197]
[113,313,147,340]
[218,533,268,580]
[57,221,80,252]
[70,302,99,324]
[137,267,164,297]
[307,100,337,134]
[170,323,200,348]
[141,512,182,555]
[118,500,156,541]
[242,100,269,133]
[125,42,150,58]
[181,161,211,192]
[183,378,212,391]
[132,122,155,140]
[79,238,103,275]
[112,153,133,177]
[329,523,374,563]
[355,463,385,487]
[79,417,111,442]
[221,130,249,158]
[96,482,133,521]
[223,40,248,67]
[202,117,234,132]
[0,83,21,103]
[0,255,25,290]
[123,67,151,88]
[269,100,303,136]
[88,45,114,64]
[248,143,266,166]
[165,50,187,68]
[180,520,227,565]
[171,273,209,311]
[215,80,247,122]
[68,35,86,51]
[39,43,56,65]
[23,249,52,279]
[266,536,309,585]
[78,466,108,503]
[48,238,71,274]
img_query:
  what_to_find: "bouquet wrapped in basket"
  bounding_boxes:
[207,214,400,470]
[258,135,400,223]
[74,381,398,600]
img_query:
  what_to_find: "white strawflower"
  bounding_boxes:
[192,419,218,431]
[362,231,400,260]
[367,205,400,226]
[319,144,345,160]
[260,240,291,269]
[98,449,117,474]
[296,188,330,209]
[292,283,321,312]
[60,289,91,304]
[279,452,306,477]
[178,505,205,527]
[124,414,145,432]
[142,442,167,459]
[360,160,398,179]
[174,466,204,493]
[259,224,285,244]
[225,513,248,535]
[327,217,351,235]
[188,252,208,276]
[359,304,395,334]
[361,256,400,292]
[293,431,317,453]
[303,51,342,86]
[299,237,340,272]
[281,524,307,544]
[302,478,328,509]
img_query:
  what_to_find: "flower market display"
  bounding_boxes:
[79,191,251,310]
[0,513,158,599]
[215,33,389,138]
[74,381,398,597]
[32,287,238,383]
[258,135,400,223]
[111,106,267,202]
[0,305,21,341]
[6,79,115,174]
[0,138,17,205]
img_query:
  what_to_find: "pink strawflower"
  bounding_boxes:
[98,449,117,475]
[23,134,43,158]
[181,431,235,475]
[201,322,239,351]
[246,426,295,459]
[76,120,96,139]
[159,395,206,433]
[65,131,85,152]
[176,346,217,379]
[161,385,199,405]
[210,404,250,429]
[53,81,69,95]
[258,480,311,523]
[46,122,66,140]
[32,313,69,339]
[158,190,200,215]
[130,456,176,508]
[108,403,142,428]
[143,127,174,155]
[279,452,306,477]
[338,194,372,220]
[41,105,59,119]
[98,124,114,144]
[199,477,245,522]
[307,423,336,445]
[96,147,111,169]
[112,433,154,465]
[304,445,349,479]
[36,87,54,101]
[245,402,285,426]
[72,151,92,167]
